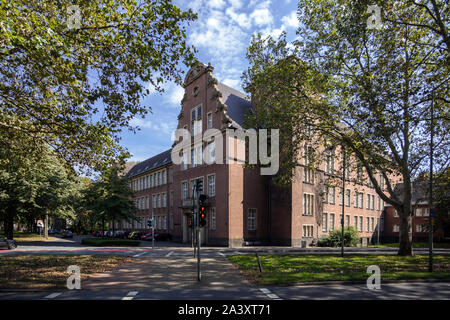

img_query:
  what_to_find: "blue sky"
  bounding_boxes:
[121,0,300,162]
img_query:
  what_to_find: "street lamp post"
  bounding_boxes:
[341,147,345,258]
[429,90,434,272]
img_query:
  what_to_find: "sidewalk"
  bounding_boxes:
[82,255,254,292]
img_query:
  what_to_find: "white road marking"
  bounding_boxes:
[44,292,62,299]
[122,291,138,300]
[259,288,282,300]
[133,252,146,257]
[165,251,174,257]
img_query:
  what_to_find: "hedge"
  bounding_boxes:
[81,238,140,247]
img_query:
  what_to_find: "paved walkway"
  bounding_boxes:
[81,255,259,293]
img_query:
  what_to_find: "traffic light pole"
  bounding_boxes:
[196,184,201,281]
[152,211,155,249]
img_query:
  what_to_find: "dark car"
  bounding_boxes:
[61,230,73,238]
[0,238,17,250]
[156,233,172,241]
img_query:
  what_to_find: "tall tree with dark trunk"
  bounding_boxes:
[243,0,449,256]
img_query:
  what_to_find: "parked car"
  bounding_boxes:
[156,233,172,241]
[114,230,125,238]
[128,231,144,240]
[141,231,160,241]
[0,238,17,250]
[61,230,73,238]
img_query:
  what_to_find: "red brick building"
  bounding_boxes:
[121,63,402,247]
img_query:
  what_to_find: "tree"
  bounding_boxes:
[243,0,449,256]
[85,167,138,234]
[0,0,197,172]
[0,141,81,239]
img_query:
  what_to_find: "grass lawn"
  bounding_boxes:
[227,254,450,285]
[81,238,140,246]
[0,255,132,289]
[6,231,60,242]
[370,242,450,249]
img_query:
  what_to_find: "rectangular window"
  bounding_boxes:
[329,187,335,204]
[371,195,375,210]
[158,216,162,230]
[208,174,215,197]
[302,225,314,238]
[359,216,363,232]
[162,170,166,184]
[182,182,188,200]
[393,224,399,232]
[359,193,363,208]
[367,194,371,209]
[157,194,161,208]
[345,189,350,207]
[325,152,334,174]
[339,188,344,206]
[322,185,328,203]
[303,145,314,183]
[371,217,374,232]
[146,196,149,209]
[345,215,350,227]
[248,208,257,231]
[211,207,216,231]
[170,191,174,207]
[163,216,167,230]
[162,193,166,208]
[330,213,335,231]
[303,193,314,216]
[207,141,215,164]
[150,174,154,187]
[354,216,358,230]
[322,213,328,232]
[152,195,156,209]
[207,112,212,129]
[170,215,174,231]
[366,217,370,232]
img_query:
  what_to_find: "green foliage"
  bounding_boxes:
[317,226,360,247]
[0,0,197,171]
[82,166,138,231]
[243,0,449,256]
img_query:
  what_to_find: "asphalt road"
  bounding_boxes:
[1,282,449,300]
[1,236,450,300]
[1,235,449,258]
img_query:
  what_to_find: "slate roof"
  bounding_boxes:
[217,82,252,128]
[126,149,172,178]
[392,181,430,204]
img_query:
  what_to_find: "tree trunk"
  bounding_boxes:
[398,214,413,256]
[5,210,14,240]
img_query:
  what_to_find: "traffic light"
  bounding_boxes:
[196,179,203,193]
[199,194,208,227]
[147,218,154,228]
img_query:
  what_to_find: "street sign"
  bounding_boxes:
[430,209,435,218]
[37,220,44,228]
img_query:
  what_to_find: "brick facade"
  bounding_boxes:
[122,63,403,247]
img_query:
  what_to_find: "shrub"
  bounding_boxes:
[317,227,359,247]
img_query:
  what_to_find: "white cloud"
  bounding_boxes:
[281,11,299,29]
[222,78,241,89]
[130,117,177,136]
[225,8,252,29]
[250,8,273,26]
[228,0,244,9]
[208,0,226,9]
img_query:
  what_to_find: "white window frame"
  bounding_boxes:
[208,174,215,197]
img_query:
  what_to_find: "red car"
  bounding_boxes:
[141,231,159,241]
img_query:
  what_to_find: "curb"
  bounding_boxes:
[261,279,450,287]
